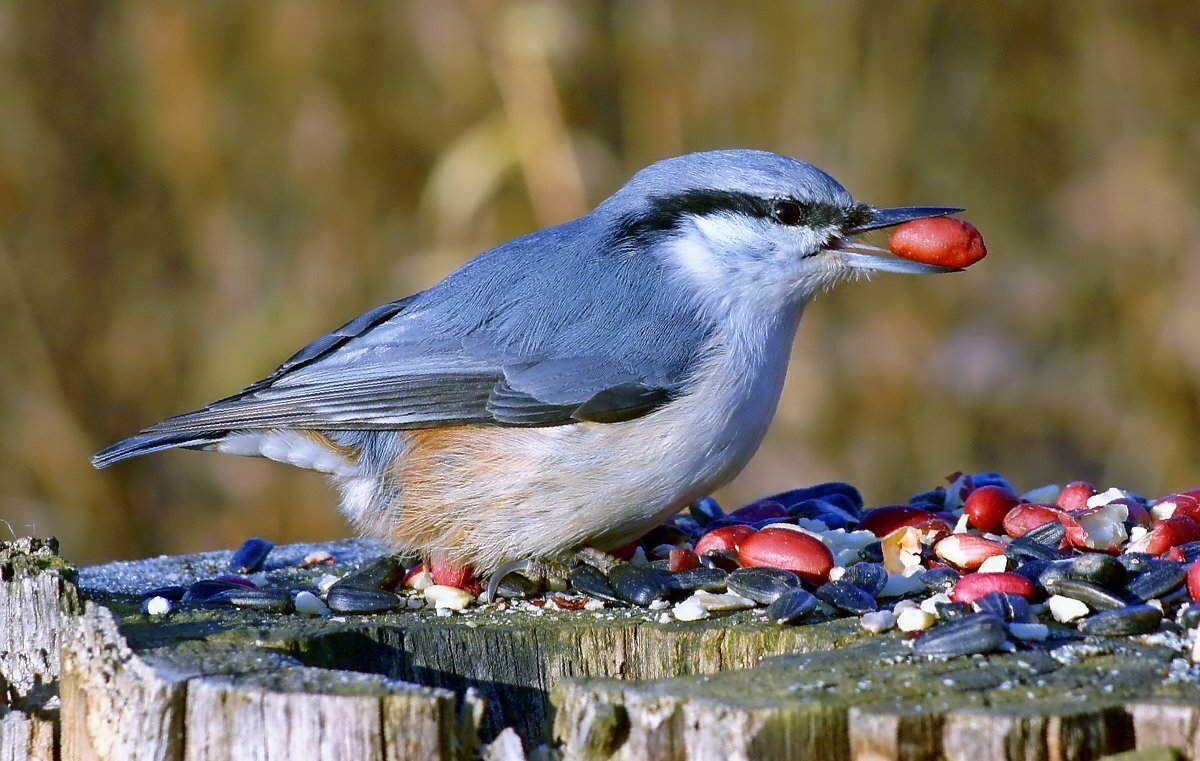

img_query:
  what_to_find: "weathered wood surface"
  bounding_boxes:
[6,536,1200,760]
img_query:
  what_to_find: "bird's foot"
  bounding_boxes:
[482,548,622,603]
[483,557,570,603]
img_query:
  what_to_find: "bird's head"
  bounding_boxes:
[599,149,960,315]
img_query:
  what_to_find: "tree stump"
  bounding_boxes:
[4,536,1200,760]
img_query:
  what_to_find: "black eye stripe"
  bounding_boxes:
[612,189,870,247]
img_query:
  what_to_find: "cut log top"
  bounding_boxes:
[5,536,1200,760]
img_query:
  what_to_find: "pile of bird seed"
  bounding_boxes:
[138,472,1200,660]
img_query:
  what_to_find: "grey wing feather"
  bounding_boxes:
[94,214,714,467]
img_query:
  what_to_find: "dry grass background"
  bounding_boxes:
[1,1,1198,564]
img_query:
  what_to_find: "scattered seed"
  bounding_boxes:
[673,596,710,621]
[726,566,801,604]
[294,590,328,616]
[860,609,896,633]
[424,584,474,611]
[692,590,756,612]
[142,596,171,616]
[765,588,819,624]
[227,537,274,574]
[606,564,672,607]
[326,585,401,614]
[1078,604,1162,636]
[914,614,1007,657]
[815,580,877,614]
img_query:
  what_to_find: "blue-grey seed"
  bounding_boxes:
[765,588,818,624]
[726,567,800,604]
[337,554,407,591]
[227,537,274,574]
[690,497,724,525]
[914,614,1007,658]
[922,567,961,594]
[207,587,294,613]
[142,585,187,601]
[326,585,401,614]
[858,542,885,564]
[842,562,888,597]
[1124,562,1186,602]
[1066,553,1126,589]
[1006,535,1062,563]
[1041,577,1127,611]
[814,580,877,614]
[1011,559,1052,584]
[607,564,672,607]
[183,579,252,604]
[667,567,729,593]
[973,591,1032,622]
[769,482,864,512]
[1118,553,1155,574]
[1078,604,1162,636]
[494,572,539,600]
[569,564,625,604]
[933,601,974,621]
[908,488,947,511]
[1022,518,1067,548]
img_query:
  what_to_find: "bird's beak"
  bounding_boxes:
[837,205,964,275]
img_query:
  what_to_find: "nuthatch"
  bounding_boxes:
[94,150,960,589]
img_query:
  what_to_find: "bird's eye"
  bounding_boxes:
[772,200,804,226]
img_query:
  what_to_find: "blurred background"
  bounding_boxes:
[2,1,1198,564]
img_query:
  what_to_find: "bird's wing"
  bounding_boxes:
[131,297,697,437]
[95,218,715,470]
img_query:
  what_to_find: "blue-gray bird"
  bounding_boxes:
[93,149,960,587]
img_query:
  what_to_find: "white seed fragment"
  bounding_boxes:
[828,566,847,582]
[406,597,424,609]
[406,568,433,591]
[424,584,474,611]
[143,596,171,616]
[583,598,605,611]
[796,517,831,533]
[629,546,650,566]
[316,573,341,595]
[673,597,711,621]
[1047,595,1089,623]
[436,606,454,617]
[1128,525,1149,545]
[302,550,334,566]
[648,599,670,611]
[693,590,756,611]
[294,591,328,616]
[920,593,952,616]
[861,610,896,633]
[896,607,936,633]
[977,554,1010,574]
[834,548,861,566]
[248,572,269,587]
[1008,622,1049,641]
[1086,487,1130,508]
[1075,503,1128,550]
[881,566,927,598]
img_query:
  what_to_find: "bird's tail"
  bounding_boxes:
[91,431,225,469]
